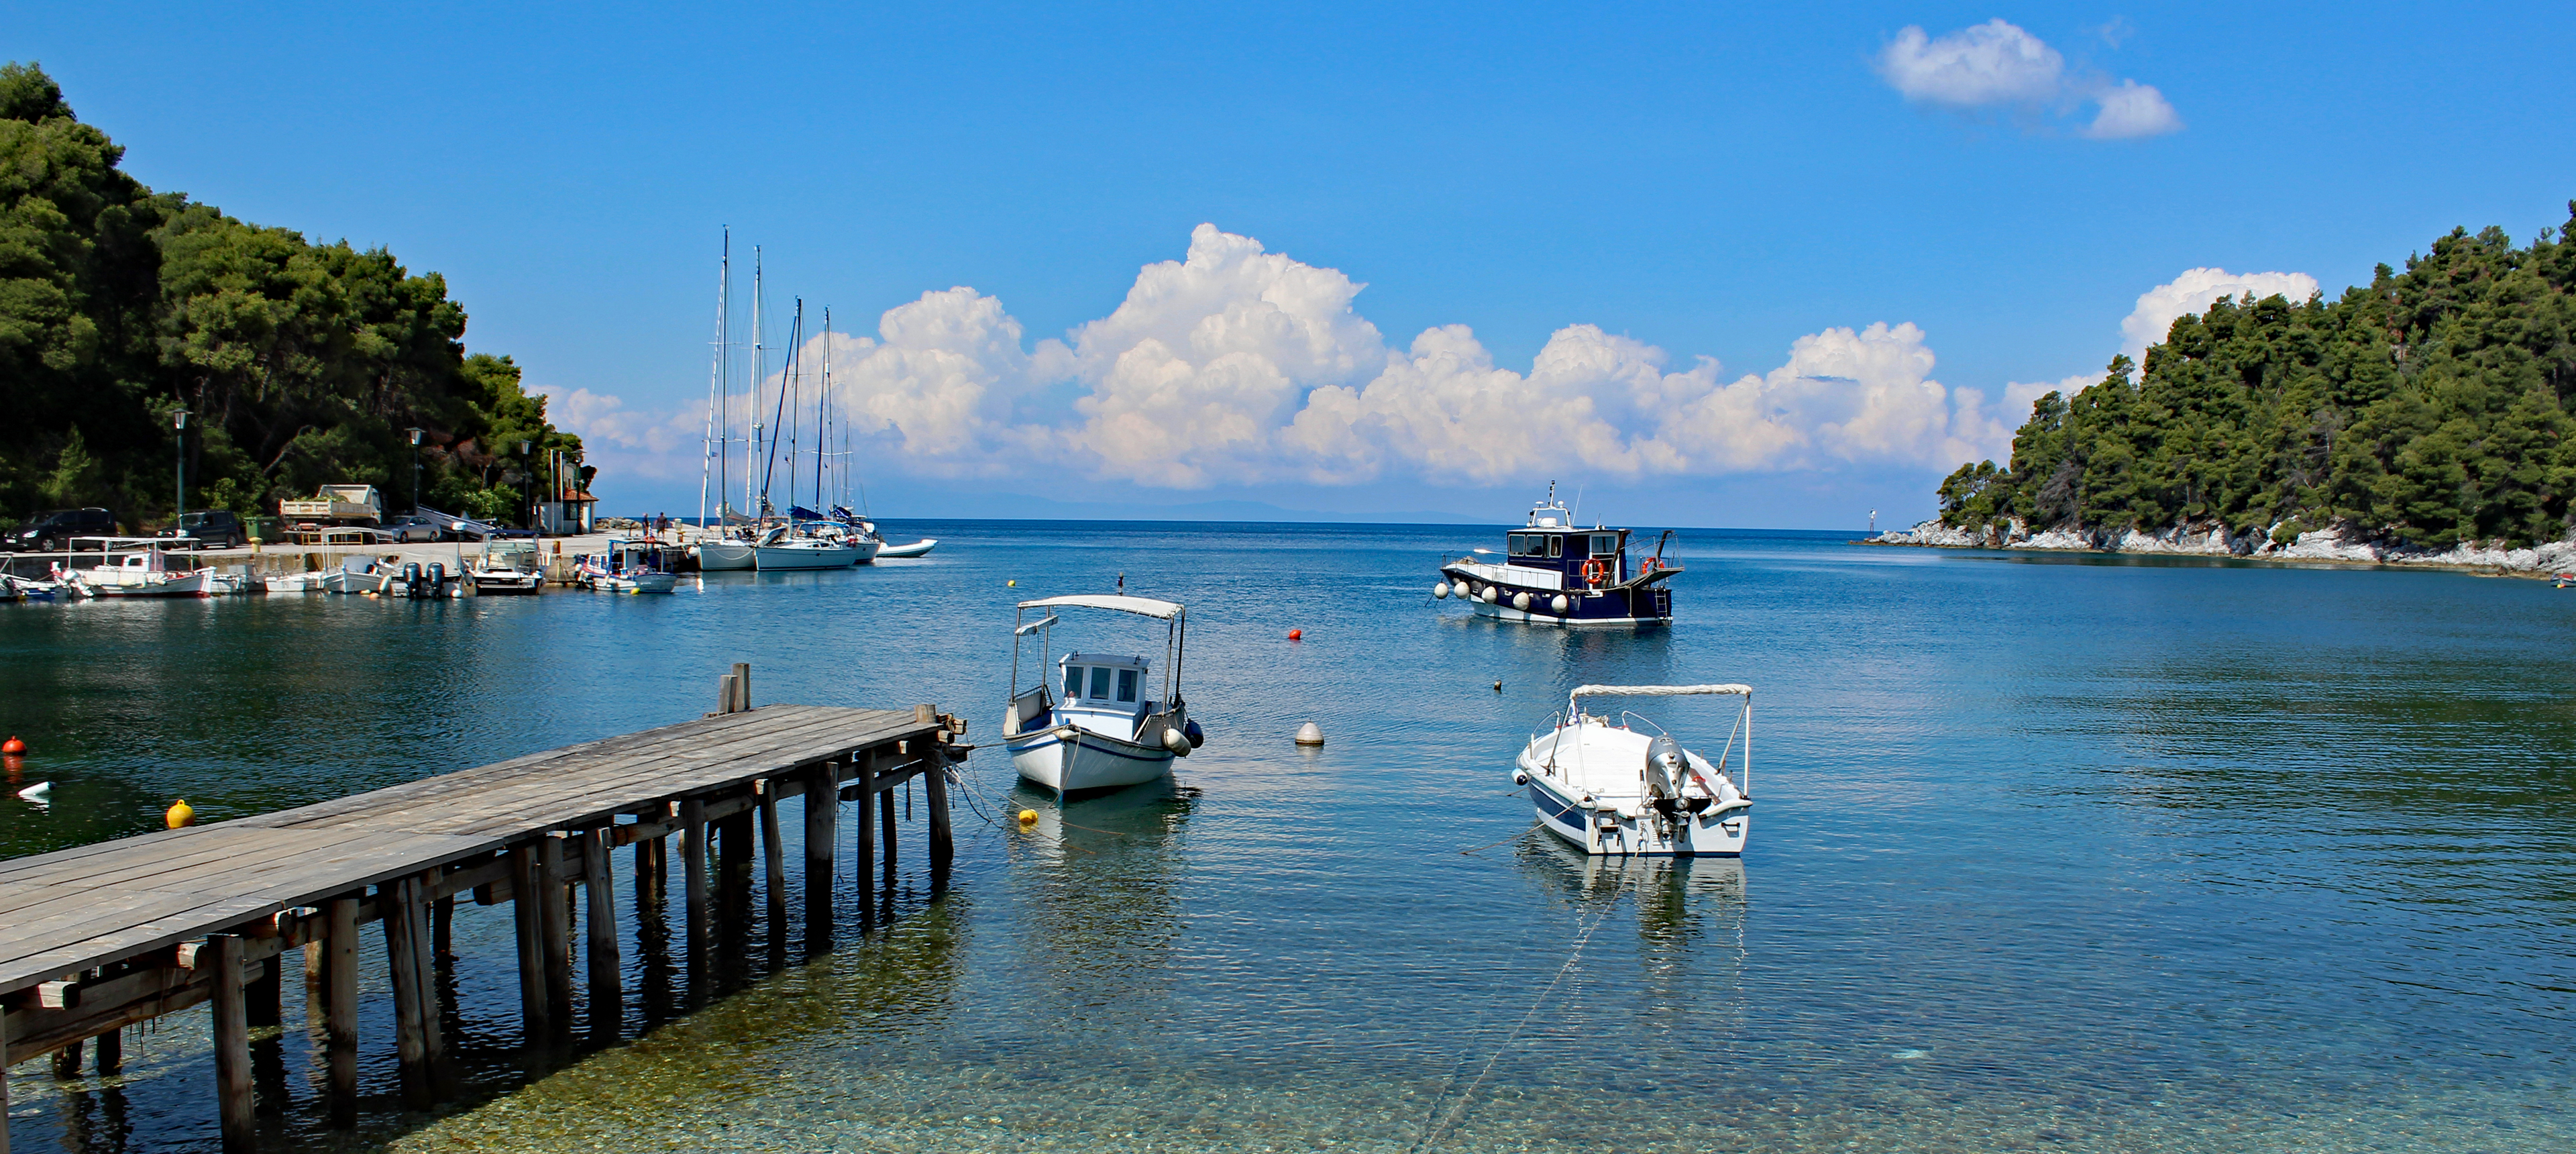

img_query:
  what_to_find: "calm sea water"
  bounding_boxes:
[1,522,2569,1153]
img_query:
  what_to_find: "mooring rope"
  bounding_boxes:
[1456,818,1539,857]
[1409,869,1635,1153]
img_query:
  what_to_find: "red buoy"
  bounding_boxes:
[1287,629,1302,641]
[1,735,23,755]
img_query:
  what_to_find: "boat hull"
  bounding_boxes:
[1525,774,1748,857]
[320,570,385,595]
[754,542,865,570]
[696,540,756,571]
[472,572,544,595]
[598,573,678,594]
[877,538,937,558]
[92,571,212,598]
[1441,564,1671,627]
[1004,723,1174,794]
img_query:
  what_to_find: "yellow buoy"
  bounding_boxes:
[166,799,196,829]
[1007,579,1016,587]
[1017,808,1038,825]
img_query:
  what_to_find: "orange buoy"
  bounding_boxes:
[166,799,197,828]
[1,735,23,755]
[1287,629,1302,641]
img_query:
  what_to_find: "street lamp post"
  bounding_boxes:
[407,427,424,516]
[173,409,189,537]
[519,439,534,535]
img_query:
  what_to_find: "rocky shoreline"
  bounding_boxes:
[1868,518,2576,577]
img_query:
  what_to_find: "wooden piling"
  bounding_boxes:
[881,774,899,868]
[538,836,574,1027]
[682,798,710,969]
[52,1037,82,1078]
[248,953,282,1029]
[805,762,839,945]
[853,762,875,912]
[404,875,453,1099]
[733,662,752,711]
[582,827,620,1034]
[716,674,738,715]
[382,882,433,1109]
[1,1000,12,1154]
[325,896,358,1129]
[433,894,454,960]
[510,843,552,1039]
[758,780,786,931]
[93,1023,121,1076]
[209,933,255,1153]
[926,750,955,870]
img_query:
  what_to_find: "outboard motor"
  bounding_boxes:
[401,562,425,598]
[426,562,447,596]
[1645,734,1686,817]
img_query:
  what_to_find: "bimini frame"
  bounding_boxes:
[1560,683,1754,798]
[1010,594,1189,713]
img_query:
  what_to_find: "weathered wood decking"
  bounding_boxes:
[0,685,961,1153]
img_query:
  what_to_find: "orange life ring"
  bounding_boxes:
[1580,558,1608,586]
[1640,556,1663,574]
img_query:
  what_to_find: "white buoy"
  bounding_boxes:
[1511,591,1532,611]
[1433,582,1450,598]
[1551,594,1570,614]
[17,781,50,800]
[1294,721,1324,747]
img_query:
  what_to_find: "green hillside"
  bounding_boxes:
[1938,207,2576,549]
[0,62,581,531]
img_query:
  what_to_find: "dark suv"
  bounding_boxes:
[163,510,248,548]
[8,508,118,552]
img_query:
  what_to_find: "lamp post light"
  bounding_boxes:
[173,409,189,538]
[407,427,424,516]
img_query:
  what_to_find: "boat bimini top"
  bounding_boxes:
[1016,594,1184,619]
[1564,683,1754,798]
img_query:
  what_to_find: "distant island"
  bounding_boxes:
[1879,205,2576,574]
[0,62,582,535]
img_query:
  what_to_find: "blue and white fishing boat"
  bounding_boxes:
[1003,594,1204,795]
[1515,684,1753,857]
[1434,484,1679,627]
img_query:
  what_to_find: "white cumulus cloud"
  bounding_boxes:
[1877,19,2182,140]
[2120,268,2322,364]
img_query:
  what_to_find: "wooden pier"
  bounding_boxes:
[0,666,963,1153]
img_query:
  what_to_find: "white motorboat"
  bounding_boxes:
[578,538,680,594]
[321,556,390,594]
[752,523,869,570]
[1516,684,1754,857]
[73,545,214,598]
[470,540,546,595]
[262,572,324,594]
[695,537,757,571]
[877,537,938,558]
[1003,594,1204,795]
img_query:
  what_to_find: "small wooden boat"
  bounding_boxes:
[1002,594,1203,796]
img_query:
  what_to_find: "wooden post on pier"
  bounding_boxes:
[926,754,954,870]
[805,761,839,946]
[248,953,283,1028]
[93,1022,121,1075]
[1,999,13,1154]
[682,798,710,970]
[759,780,786,931]
[405,874,453,1100]
[325,896,359,1128]
[538,835,574,1027]
[582,826,620,1035]
[733,662,752,711]
[853,759,876,915]
[509,843,552,1040]
[209,933,255,1153]
[382,880,433,1109]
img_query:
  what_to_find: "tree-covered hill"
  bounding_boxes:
[1937,207,2576,550]
[0,62,582,531]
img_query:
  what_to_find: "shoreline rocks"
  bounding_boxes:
[1868,517,2576,577]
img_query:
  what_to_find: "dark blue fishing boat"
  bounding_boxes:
[1434,485,1679,627]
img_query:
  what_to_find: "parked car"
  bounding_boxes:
[8,508,118,552]
[382,513,443,543]
[161,510,248,548]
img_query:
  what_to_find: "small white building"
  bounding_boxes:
[536,491,598,536]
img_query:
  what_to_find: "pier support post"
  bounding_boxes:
[926,749,955,872]
[582,826,621,1036]
[881,772,899,869]
[1,998,13,1154]
[853,760,875,919]
[93,1024,121,1076]
[804,762,839,948]
[759,780,786,933]
[732,662,751,711]
[247,955,282,1029]
[405,875,453,1100]
[209,933,255,1153]
[682,799,710,975]
[325,896,358,1129]
[52,1039,82,1078]
[382,881,432,1109]
[538,835,574,1027]
[510,843,552,1041]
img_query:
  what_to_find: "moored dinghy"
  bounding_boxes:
[1003,594,1205,795]
[1516,684,1754,857]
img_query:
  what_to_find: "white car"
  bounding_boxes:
[383,514,443,543]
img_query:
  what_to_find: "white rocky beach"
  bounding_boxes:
[1871,518,2576,576]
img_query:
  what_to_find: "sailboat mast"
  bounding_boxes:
[698,228,726,533]
[759,303,800,509]
[749,246,764,521]
[816,307,830,513]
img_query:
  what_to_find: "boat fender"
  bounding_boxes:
[1184,719,1205,748]
[1163,726,1191,755]
[1479,585,1497,603]
[1432,581,1449,598]
[1576,793,1597,809]
[1550,594,1570,615]
[1511,591,1531,611]
[1512,770,1527,786]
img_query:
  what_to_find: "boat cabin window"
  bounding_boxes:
[1548,535,1562,558]
[1064,665,1083,698]
[1591,533,1618,557]
[1117,668,1138,702]
[1089,666,1113,699]
[1509,533,1542,556]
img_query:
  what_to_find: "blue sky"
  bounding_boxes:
[9,3,2573,527]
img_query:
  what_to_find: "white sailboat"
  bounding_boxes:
[692,233,757,572]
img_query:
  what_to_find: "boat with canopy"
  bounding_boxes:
[1515,684,1753,857]
[1003,594,1204,795]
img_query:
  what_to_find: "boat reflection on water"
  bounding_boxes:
[1004,775,1199,864]
[1513,831,1749,1035]
[1000,776,1199,1006]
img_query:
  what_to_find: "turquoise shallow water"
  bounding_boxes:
[1,523,2571,1152]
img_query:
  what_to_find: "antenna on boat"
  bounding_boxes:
[1571,483,1584,527]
